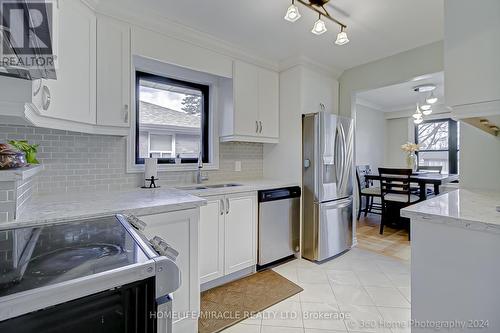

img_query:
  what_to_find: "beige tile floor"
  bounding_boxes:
[221,247,411,333]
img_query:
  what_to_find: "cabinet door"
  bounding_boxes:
[258,68,279,139]
[38,0,96,124]
[97,15,131,127]
[224,193,257,274]
[233,60,259,136]
[199,197,225,284]
[140,209,200,333]
[445,0,500,107]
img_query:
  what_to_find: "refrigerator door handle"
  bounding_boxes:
[335,123,345,192]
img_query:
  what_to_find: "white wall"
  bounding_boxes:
[384,117,414,168]
[263,65,339,183]
[263,66,303,182]
[339,41,444,118]
[355,104,386,170]
[460,123,500,190]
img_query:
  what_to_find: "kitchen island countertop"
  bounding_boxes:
[401,188,500,233]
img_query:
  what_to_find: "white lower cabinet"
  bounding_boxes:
[199,198,225,284]
[139,208,200,333]
[199,192,257,284]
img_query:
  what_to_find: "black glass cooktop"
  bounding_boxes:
[0,217,150,298]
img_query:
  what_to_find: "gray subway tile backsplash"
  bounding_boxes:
[0,125,263,195]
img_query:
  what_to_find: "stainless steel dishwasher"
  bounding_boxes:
[258,187,301,267]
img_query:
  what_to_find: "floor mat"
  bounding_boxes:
[198,269,303,333]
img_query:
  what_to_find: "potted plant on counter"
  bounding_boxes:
[9,140,40,164]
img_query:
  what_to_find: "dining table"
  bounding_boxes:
[365,172,459,201]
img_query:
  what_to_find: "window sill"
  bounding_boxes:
[126,163,219,174]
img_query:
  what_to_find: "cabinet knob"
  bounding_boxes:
[42,85,51,111]
[259,121,263,134]
[255,120,259,133]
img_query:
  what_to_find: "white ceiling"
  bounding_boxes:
[356,72,445,112]
[96,0,444,71]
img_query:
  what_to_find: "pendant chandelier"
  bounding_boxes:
[412,84,439,124]
[284,0,349,45]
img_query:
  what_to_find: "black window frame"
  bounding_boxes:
[135,71,210,165]
[414,118,459,175]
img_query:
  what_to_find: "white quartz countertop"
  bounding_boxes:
[2,179,299,230]
[401,189,500,233]
[1,187,206,230]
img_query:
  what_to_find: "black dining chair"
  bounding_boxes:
[356,165,381,220]
[417,165,443,173]
[414,165,443,196]
[379,168,421,240]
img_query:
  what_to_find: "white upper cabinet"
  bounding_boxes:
[445,0,500,116]
[233,60,260,137]
[258,68,280,139]
[97,15,131,127]
[33,0,96,124]
[220,60,279,143]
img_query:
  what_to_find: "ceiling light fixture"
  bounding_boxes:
[284,0,349,45]
[335,26,349,45]
[413,104,423,124]
[412,84,439,123]
[413,84,436,93]
[311,14,327,35]
[426,91,438,104]
[284,0,301,22]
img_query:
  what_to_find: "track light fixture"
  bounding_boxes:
[284,0,349,45]
[311,14,327,35]
[284,0,301,22]
[335,26,349,45]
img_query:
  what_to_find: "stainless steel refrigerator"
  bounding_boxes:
[302,112,354,262]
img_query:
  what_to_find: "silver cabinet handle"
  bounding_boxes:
[220,199,225,216]
[259,121,263,133]
[255,120,259,133]
[124,104,129,123]
[225,198,230,214]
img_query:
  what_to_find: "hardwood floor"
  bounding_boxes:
[356,215,411,262]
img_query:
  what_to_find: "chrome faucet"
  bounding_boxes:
[196,153,208,184]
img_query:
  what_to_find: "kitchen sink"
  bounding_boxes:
[177,183,242,191]
[205,183,242,188]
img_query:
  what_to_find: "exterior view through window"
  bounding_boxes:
[135,72,209,164]
[415,119,459,174]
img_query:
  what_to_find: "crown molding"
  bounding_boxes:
[355,98,384,112]
[279,55,344,79]
[91,2,280,72]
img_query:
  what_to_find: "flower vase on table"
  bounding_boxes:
[406,152,417,172]
[401,142,420,172]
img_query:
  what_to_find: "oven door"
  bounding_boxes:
[0,278,157,333]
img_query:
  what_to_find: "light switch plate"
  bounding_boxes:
[234,161,241,172]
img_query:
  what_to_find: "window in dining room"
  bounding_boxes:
[415,119,459,174]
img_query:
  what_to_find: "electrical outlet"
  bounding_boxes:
[234,161,241,172]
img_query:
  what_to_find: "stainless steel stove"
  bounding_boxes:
[0,214,181,333]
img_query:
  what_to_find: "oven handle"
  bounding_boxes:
[156,295,173,333]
